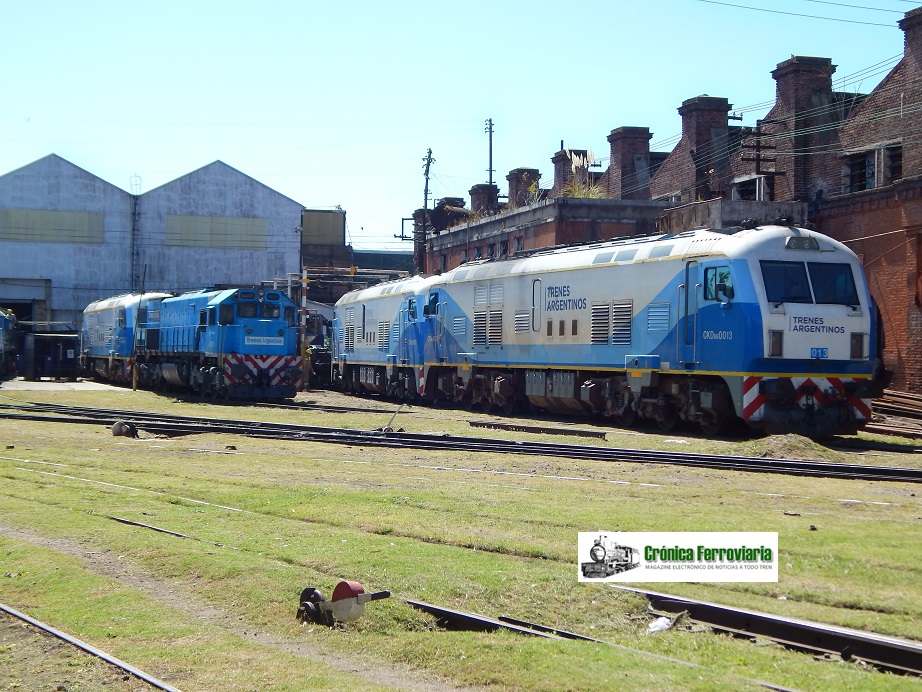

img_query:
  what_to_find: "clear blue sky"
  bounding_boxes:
[0,0,913,251]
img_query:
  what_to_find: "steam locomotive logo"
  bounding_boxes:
[581,534,640,579]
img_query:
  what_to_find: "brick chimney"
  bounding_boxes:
[607,126,652,200]
[771,56,836,200]
[678,96,731,200]
[506,168,540,208]
[900,7,922,67]
[552,148,590,195]
[678,96,730,151]
[469,183,499,214]
[771,56,835,118]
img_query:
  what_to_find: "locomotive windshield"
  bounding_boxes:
[760,260,860,306]
[260,304,281,319]
[238,302,257,318]
[807,262,860,305]
[761,261,811,304]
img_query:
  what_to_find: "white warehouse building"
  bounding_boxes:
[0,155,304,324]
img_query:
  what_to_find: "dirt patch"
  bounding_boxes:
[0,612,152,691]
[0,525,470,691]
[741,434,842,462]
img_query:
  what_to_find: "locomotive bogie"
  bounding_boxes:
[334,225,880,438]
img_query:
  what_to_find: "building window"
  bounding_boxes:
[844,152,876,193]
[515,237,524,253]
[732,178,758,201]
[886,146,903,184]
[488,244,496,258]
[500,240,508,256]
[440,254,447,273]
[460,249,468,263]
[474,246,482,260]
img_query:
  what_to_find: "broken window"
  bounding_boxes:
[843,152,876,193]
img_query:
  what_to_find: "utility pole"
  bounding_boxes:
[485,118,495,185]
[416,149,435,276]
[422,148,435,210]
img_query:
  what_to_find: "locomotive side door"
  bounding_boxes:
[400,297,417,365]
[678,260,700,367]
[426,290,447,363]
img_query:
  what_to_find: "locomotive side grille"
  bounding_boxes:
[474,286,488,306]
[647,303,670,332]
[612,300,633,346]
[378,321,390,351]
[489,283,504,305]
[488,310,503,345]
[473,311,487,345]
[452,316,466,337]
[389,322,400,350]
[514,310,530,333]
[590,303,611,344]
[344,306,355,352]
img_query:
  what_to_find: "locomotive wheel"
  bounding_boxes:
[617,407,637,428]
[699,413,728,437]
[656,407,678,432]
[502,397,518,416]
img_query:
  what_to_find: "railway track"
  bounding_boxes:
[614,586,922,677]
[2,401,921,483]
[0,603,179,691]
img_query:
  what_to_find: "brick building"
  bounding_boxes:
[422,5,922,392]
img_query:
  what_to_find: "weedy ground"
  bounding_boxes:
[0,385,920,691]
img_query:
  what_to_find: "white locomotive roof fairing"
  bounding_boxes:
[334,274,437,306]
[83,292,173,314]
[435,225,859,284]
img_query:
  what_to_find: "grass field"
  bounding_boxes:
[1,385,921,691]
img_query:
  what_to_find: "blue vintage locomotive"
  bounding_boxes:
[81,287,301,399]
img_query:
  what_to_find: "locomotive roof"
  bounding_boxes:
[334,225,858,307]
[83,292,173,312]
[163,287,294,307]
[438,224,857,281]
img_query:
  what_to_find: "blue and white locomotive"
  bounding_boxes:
[333,224,880,437]
[81,287,302,399]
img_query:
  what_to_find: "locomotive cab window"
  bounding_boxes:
[425,292,439,316]
[807,263,860,306]
[260,303,281,319]
[704,266,734,301]
[284,306,296,327]
[760,261,812,304]
[219,304,234,325]
[238,302,257,318]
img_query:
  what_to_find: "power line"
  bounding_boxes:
[693,0,899,27]
[799,0,903,13]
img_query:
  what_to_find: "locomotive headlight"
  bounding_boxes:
[278,329,284,336]
[590,544,607,562]
[768,330,784,357]
[850,332,865,359]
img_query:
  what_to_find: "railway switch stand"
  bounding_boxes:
[297,580,391,626]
